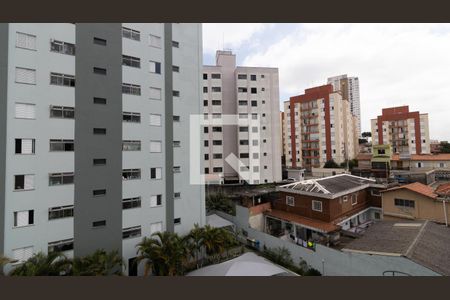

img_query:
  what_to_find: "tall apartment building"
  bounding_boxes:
[283,85,358,170]
[327,75,361,137]
[202,50,282,185]
[0,23,205,275]
[370,106,430,155]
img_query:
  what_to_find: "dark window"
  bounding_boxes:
[204,140,209,147]
[172,65,180,72]
[239,100,248,106]
[203,73,208,80]
[122,83,141,95]
[239,127,249,132]
[250,74,257,81]
[203,100,208,106]
[50,72,75,87]
[49,139,74,152]
[13,210,34,227]
[93,37,107,46]
[122,55,141,68]
[204,127,209,133]
[212,87,221,92]
[212,100,221,106]
[203,87,208,93]
[213,167,223,173]
[251,87,257,94]
[15,139,35,154]
[238,87,247,93]
[14,175,25,190]
[93,128,107,135]
[240,140,249,145]
[251,101,257,107]
[204,154,209,160]
[213,153,222,159]
[173,116,180,122]
[93,158,106,166]
[93,97,107,105]
[49,172,74,186]
[237,74,247,80]
[50,106,75,119]
[174,218,181,225]
[93,220,106,227]
[50,40,75,55]
[122,27,140,41]
[150,61,161,74]
[93,189,106,197]
[211,73,221,79]
[172,40,179,48]
[48,205,74,220]
[240,153,249,158]
[122,140,141,151]
[93,67,107,75]
[48,238,74,253]
[213,140,222,146]
[122,197,141,210]
[123,226,142,239]
[212,127,222,132]
[123,112,141,123]
[122,169,141,180]
[173,90,180,97]
[204,168,209,174]
[394,198,415,208]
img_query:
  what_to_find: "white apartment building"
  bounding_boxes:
[202,50,282,185]
[371,106,430,155]
[0,23,205,276]
[327,75,361,137]
[283,85,358,170]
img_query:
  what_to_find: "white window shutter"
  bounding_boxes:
[150,141,162,153]
[16,103,36,119]
[24,175,34,190]
[16,211,29,227]
[15,67,36,84]
[149,35,161,48]
[150,222,162,234]
[149,87,161,100]
[156,168,162,179]
[150,114,161,126]
[149,61,156,73]
[13,246,33,262]
[16,33,36,50]
[150,195,158,207]
[22,139,33,154]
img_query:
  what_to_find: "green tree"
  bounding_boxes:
[185,224,205,269]
[136,231,188,276]
[205,193,236,215]
[71,249,124,276]
[202,225,228,263]
[9,252,71,276]
[323,159,339,168]
[440,141,450,153]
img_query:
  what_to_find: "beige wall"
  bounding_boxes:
[382,189,450,223]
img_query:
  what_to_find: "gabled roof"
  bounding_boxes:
[391,153,450,161]
[435,182,450,195]
[382,182,437,199]
[277,174,375,198]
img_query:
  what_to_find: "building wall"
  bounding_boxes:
[0,24,8,255]
[382,189,450,223]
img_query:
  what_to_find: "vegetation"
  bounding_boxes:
[262,246,321,276]
[339,159,358,170]
[71,249,124,276]
[0,255,12,276]
[9,252,71,276]
[440,141,450,153]
[206,192,236,215]
[323,159,340,168]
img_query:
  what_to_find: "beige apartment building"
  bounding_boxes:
[202,50,282,184]
[371,106,430,155]
[283,85,358,170]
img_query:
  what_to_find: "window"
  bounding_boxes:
[12,246,34,263]
[48,205,74,220]
[93,158,106,166]
[93,189,106,197]
[253,166,259,172]
[150,167,162,179]
[371,190,381,196]
[203,100,208,106]
[239,127,249,132]
[212,100,221,106]
[49,172,74,186]
[122,197,141,209]
[50,72,75,87]
[150,61,161,74]
[174,192,181,199]
[122,83,141,95]
[122,27,140,41]
[173,166,181,173]
[251,101,257,107]
[240,153,249,158]
[48,239,73,253]
[150,222,163,234]
[150,114,161,126]
[149,34,161,48]
[173,141,181,147]
[212,113,221,119]
[93,37,107,46]
[212,127,222,132]
[172,40,179,48]
[16,32,36,50]
[49,139,74,152]
[173,115,180,122]
[237,74,247,80]
[14,210,34,227]
[173,90,180,97]
[15,67,36,84]
[204,168,209,174]
[394,198,415,208]
[213,167,223,173]
[15,103,35,119]
[123,112,141,123]
[213,140,222,146]
[50,106,75,119]
[238,87,247,93]
[122,140,141,151]
[239,113,248,119]
[250,74,257,81]
[251,87,257,94]
[123,226,141,239]
[213,153,222,159]
[253,153,259,159]
[211,73,221,79]
[93,128,107,135]
[204,127,209,134]
[174,218,181,225]
[150,194,162,207]
[150,141,162,153]
[122,55,141,68]
[286,196,295,206]
[15,139,35,154]
[240,140,249,146]
[252,140,258,146]
[343,196,348,202]
[92,220,106,228]
[351,194,357,205]
[312,200,322,212]
[172,65,180,72]
[149,87,162,100]
[252,113,258,120]
[122,169,141,180]
[261,74,265,78]
[203,87,208,93]
[203,73,208,80]
[204,140,209,147]
[212,87,221,92]
[50,40,75,55]
[93,97,107,105]
[204,154,209,160]
[14,174,34,191]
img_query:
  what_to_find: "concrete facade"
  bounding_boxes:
[0,23,205,275]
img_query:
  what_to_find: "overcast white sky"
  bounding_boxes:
[202,23,450,141]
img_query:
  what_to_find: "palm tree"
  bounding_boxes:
[202,225,227,263]
[185,224,205,269]
[71,249,123,276]
[136,231,188,276]
[9,252,71,276]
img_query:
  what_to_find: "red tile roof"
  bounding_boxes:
[265,209,340,233]
[391,153,450,161]
[435,182,450,195]
[382,182,437,199]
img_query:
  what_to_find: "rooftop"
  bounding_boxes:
[382,182,437,199]
[343,220,450,275]
[266,209,340,233]
[391,153,450,161]
[277,174,376,198]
